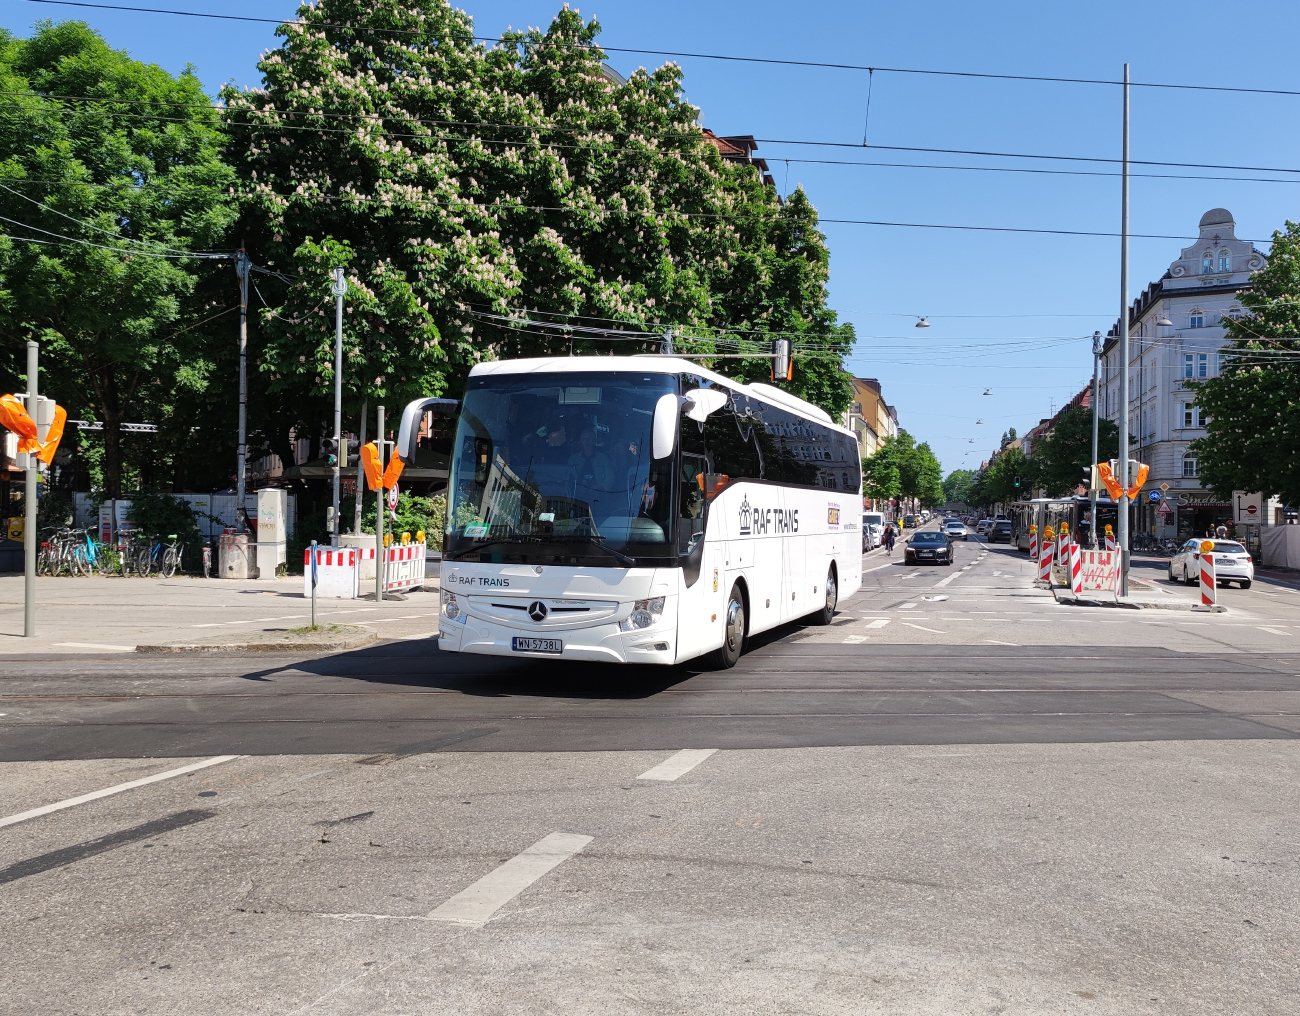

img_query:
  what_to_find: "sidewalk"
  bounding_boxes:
[0,574,442,653]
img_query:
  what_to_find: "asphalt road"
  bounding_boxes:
[1,532,1298,1014]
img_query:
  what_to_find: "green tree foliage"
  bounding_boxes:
[0,21,236,496]
[224,0,855,445]
[942,468,974,505]
[1028,403,1118,497]
[861,452,901,505]
[865,431,943,507]
[1190,220,1300,505]
[980,446,1032,505]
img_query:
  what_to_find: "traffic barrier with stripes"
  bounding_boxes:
[1029,526,1038,561]
[356,543,428,593]
[1199,540,1216,607]
[302,547,359,599]
[1104,524,1116,553]
[1070,543,1082,593]
[1074,549,1119,594]
[1038,539,1053,583]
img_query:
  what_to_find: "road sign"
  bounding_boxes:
[1159,482,1169,491]
[1233,491,1263,524]
[1148,490,1162,503]
[1157,501,1172,519]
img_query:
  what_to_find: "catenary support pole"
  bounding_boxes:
[331,267,346,548]
[235,247,250,531]
[1090,330,1102,549]
[376,404,385,604]
[23,340,37,637]
[354,399,367,536]
[1117,64,1131,597]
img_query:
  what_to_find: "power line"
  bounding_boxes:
[17,0,1300,99]
[10,87,1300,181]
[0,210,228,258]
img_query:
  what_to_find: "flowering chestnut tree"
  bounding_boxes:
[225,0,855,435]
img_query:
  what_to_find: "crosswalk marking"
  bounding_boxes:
[637,748,718,782]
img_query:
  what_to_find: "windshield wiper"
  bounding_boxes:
[448,537,532,561]
[551,536,637,567]
[449,534,636,566]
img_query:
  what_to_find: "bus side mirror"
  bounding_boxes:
[682,387,727,423]
[397,397,461,462]
[651,393,678,460]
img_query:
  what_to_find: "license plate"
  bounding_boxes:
[919,551,933,557]
[512,637,562,654]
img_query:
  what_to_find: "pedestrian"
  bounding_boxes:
[883,525,896,556]
[1215,523,1228,539]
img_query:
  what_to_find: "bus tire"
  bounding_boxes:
[812,565,838,625]
[712,583,746,669]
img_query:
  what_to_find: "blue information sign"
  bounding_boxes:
[1148,490,1162,502]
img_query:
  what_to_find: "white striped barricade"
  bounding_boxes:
[356,543,428,593]
[1198,540,1216,607]
[1029,526,1038,562]
[302,546,359,599]
[1038,539,1054,584]
[1070,543,1082,594]
[1075,550,1120,596]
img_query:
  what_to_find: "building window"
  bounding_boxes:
[1219,250,1230,272]
[1182,403,1201,428]
[1185,352,1208,378]
[1202,251,1214,274]
[1182,454,1199,478]
[1188,312,1204,329]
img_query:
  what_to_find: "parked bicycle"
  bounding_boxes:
[135,534,184,578]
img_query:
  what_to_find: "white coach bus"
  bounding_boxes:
[400,357,862,668]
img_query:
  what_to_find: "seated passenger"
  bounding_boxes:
[568,426,614,490]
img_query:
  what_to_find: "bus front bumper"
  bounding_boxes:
[438,616,676,665]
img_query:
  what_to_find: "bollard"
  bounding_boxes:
[1104,524,1116,553]
[1199,539,1216,607]
[1029,525,1038,562]
[1038,539,1054,584]
[1070,542,1082,594]
[309,539,318,626]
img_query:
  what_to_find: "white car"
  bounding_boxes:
[1169,539,1254,589]
[943,518,970,541]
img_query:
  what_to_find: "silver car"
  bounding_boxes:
[1169,539,1254,589]
[943,518,969,541]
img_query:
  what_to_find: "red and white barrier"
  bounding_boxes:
[303,547,360,599]
[356,543,428,593]
[1038,540,1053,583]
[1029,528,1038,561]
[1074,550,1119,594]
[1199,545,1216,607]
[1069,543,1082,593]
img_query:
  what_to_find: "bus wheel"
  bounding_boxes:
[713,584,746,669]
[813,566,838,625]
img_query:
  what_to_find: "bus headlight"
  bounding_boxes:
[620,596,665,631]
[441,589,463,622]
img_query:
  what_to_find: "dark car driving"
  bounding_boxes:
[987,519,1013,543]
[904,530,952,566]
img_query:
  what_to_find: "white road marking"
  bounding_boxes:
[637,748,718,782]
[863,561,899,574]
[355,614,440,625]
[391,631,440,640]
[841,634,869,644]
[428,832,593,927]
[902,622,946,634]
[932,569,963,588]
[0,755,241,830]
[985,638,1020,646]
[53,642,136,651]
[1257,626,1292,637]
[865,619,891,629]
[899,602,918,610]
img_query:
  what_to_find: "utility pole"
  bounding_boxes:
[660,328,674,355]
[354,399,367,536]
[23,340,37,637]
[331,267,346,548]
[1090,330,1102,549]
[375,404,385,603]
[1117,64,1131,596]
[235,246,251,531]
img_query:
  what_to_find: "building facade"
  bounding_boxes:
[1098,208,1265,537]
[843,377,899,459]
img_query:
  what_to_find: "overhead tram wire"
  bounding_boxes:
[9,89,1300,181]
[18,0,1300,99]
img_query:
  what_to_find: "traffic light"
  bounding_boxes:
[321,437,338,467]
[770,338,792,382]
[1013,475,1021,489]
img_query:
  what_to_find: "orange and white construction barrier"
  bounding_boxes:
[1069,543,1082,593]
[1073,549,1119,595]
[1038,535,1054,584]
[1028,525,1038,561]
[1104,524,1116,553]
[1198,539,1216,607]
[357,543,427,593]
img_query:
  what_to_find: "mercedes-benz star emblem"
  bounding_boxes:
[528,601,548,622]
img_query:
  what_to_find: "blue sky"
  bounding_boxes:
[8,0,1300,472]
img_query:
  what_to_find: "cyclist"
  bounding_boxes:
[883,524,896,557]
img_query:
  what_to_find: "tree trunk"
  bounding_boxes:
[99,375,124,499]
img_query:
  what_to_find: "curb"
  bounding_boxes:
[1050,587,1226,612]
[137,629,378,654]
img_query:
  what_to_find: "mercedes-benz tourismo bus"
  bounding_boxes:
[399,357,862,668]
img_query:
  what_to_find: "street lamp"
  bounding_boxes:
[1090,330,1102,548]
[915,317,931,328]
[331,267,347,548]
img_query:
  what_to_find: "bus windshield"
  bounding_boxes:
[445,371,678,564]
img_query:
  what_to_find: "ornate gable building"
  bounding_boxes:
[1098,208,1266,537]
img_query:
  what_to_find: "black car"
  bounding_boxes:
[987,519,1013,544]
[905,530,952,565]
